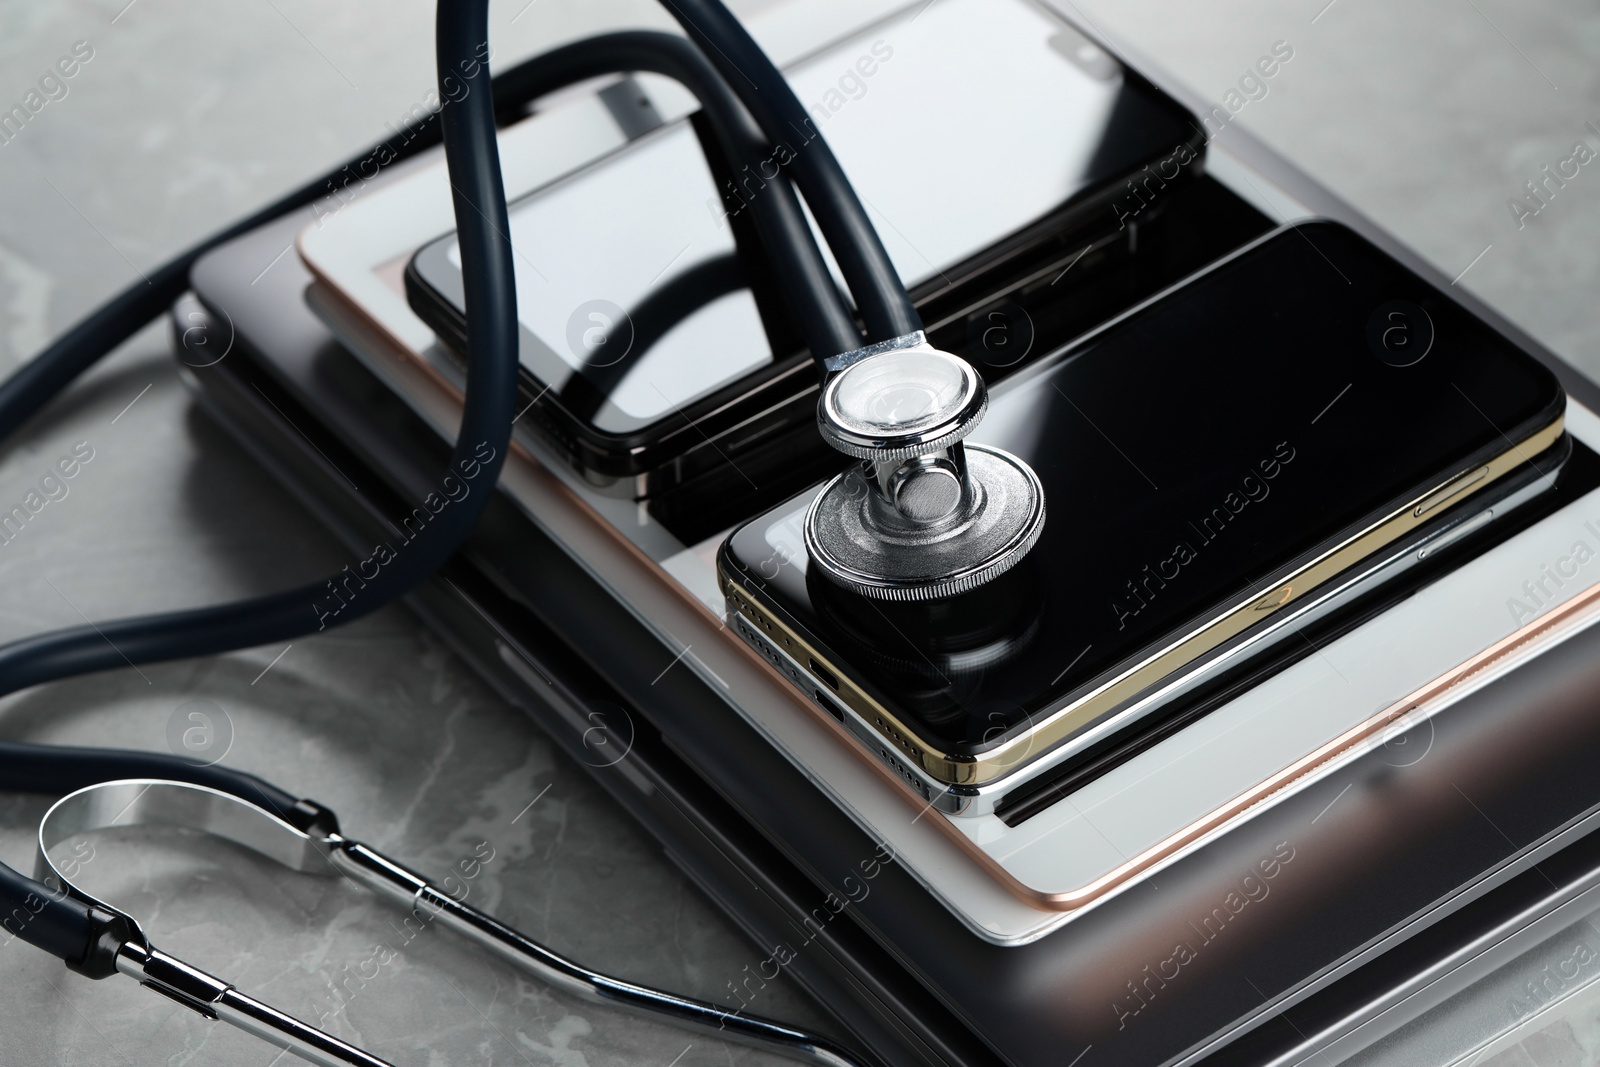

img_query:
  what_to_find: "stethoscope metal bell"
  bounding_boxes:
[805,332,1046,601]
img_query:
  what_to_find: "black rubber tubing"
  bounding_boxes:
[0,0,916,970]
[496,31,861,359]
[0,29,851,870]
[0,30,855,870]
[0,31,863,703]
[0,0,516,970]
[0,31,859,839]
[0,27,863,445]
[658,0,922,342]
[0,25,877,963]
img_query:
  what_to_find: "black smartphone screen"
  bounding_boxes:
[407,0,1201,441]
[722,222,1565,756]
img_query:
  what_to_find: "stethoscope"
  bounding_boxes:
[13,745,861,1067]
[0,0,1047,1058]
[0,7,890,1060]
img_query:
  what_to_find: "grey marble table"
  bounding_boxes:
[1,1,1598,1065]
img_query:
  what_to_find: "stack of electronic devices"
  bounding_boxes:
[170,0,1600,1064]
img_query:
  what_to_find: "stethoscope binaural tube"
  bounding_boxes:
[483,30,862,361]
[33,778,865,1067]
[660,0,923,343]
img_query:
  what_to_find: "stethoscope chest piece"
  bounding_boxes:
[805,334,1045,601]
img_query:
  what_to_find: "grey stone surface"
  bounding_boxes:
[0,0,1597,1065]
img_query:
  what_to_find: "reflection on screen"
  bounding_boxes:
[446,125,772,423]
[430,0,1188,431]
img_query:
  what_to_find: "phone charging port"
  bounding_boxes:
[813,689,847,723]
[808,657,840,690]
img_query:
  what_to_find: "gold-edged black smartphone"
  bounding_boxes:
[719,221,1570,816]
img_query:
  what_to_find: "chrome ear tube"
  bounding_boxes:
[805,332,1046,601]
[36,781,396,1067]
[35,779,866,1067]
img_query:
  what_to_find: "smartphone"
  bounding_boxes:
[405,0,1216,505]
[718,221,1570,816]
